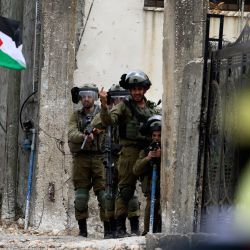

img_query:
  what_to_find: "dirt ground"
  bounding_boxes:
[0,222,146,250]
[0,181,147,249]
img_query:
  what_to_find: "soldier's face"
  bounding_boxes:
[152,131,161,142]
[130,87,146,102]
[81,95,94,108]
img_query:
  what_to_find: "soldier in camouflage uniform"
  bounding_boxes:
[68,84,107,237]
[98,70,160,237]
[96,84,141,238]
[133,115,162,236]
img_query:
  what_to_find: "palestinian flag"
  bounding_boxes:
[0,16,26,70]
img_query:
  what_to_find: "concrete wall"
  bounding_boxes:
[0,0,41,222]
[16,0,39,216]
[161,0,207,234]
[0,0,104,233]
[0,0,24,221]
[31,0,77,231]
[0,0,9,203]
[74,0,163,104]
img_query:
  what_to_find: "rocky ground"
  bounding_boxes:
[0,183,148,249]
[0,222,146,250]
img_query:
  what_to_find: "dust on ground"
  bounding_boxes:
[0,222,146,250]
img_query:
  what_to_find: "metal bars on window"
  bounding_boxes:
[209,0,250,12]
[144,0,164,8]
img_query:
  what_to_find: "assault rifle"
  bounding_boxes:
[148,140,160,233]
[103,126,116,212]
[148,140,161,152]
[80,105,99,150]
[81,123,94,150]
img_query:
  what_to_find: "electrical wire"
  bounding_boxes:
[19,90,37,131]
[38,127,71,156]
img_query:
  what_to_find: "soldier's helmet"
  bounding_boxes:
[71,83,99,104]
[108,84,130,104]
[78,83,99,101]
[119,70,152,90]
[147,115,161,132]
[140,115,161,135]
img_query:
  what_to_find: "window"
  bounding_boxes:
[209,0,250,12]
[144,0,164,8]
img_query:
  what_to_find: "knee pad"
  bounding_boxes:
[128,196,140,212]
[75,188,89,212]
[96,189,106,210]
[119,187,135,204]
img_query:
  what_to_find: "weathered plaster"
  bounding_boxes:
[161,0,207,234]
[32,0,77,231]
[74,0,163,103]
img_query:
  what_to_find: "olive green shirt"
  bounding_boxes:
[68,106,104,152]
[133,150,150,176]
[99,97,160,147]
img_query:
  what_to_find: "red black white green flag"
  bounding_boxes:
[0,16,26,70]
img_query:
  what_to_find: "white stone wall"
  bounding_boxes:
[74,0,164,104]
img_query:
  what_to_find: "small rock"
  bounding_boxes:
[130,245,143,250]
[7,228,15,233]
[20,238,30,243]
[52,229,60,235]
[17,218,24,226]
[0,242,5,248]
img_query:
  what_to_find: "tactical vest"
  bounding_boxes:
[119,98,157,147]
[77,105,100,133]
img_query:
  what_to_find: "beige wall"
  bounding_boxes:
[210,11,250,43]
[161,0,207,234]
[74,0,163,104]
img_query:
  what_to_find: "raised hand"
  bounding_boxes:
[99,87,108,108]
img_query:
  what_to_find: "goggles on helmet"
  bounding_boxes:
[79,90,98,101]
[110,95,129,104]
[150,121,161,132]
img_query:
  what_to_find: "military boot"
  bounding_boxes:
[78,219,87,237]
[116,215,130,238]
[129,216,140,236]
[104,221,113,239]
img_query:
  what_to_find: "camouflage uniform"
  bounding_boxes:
[100,97,159,219]
[133,149,161,234]
[91,115,140,220]
[68,105,107,222]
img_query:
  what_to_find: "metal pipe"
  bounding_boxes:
[241,0,245,32]
[149,163,157,233]
[24,128,36,230]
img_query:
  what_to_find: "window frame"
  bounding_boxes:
[209,0,250,12]
[144,0,164,8]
